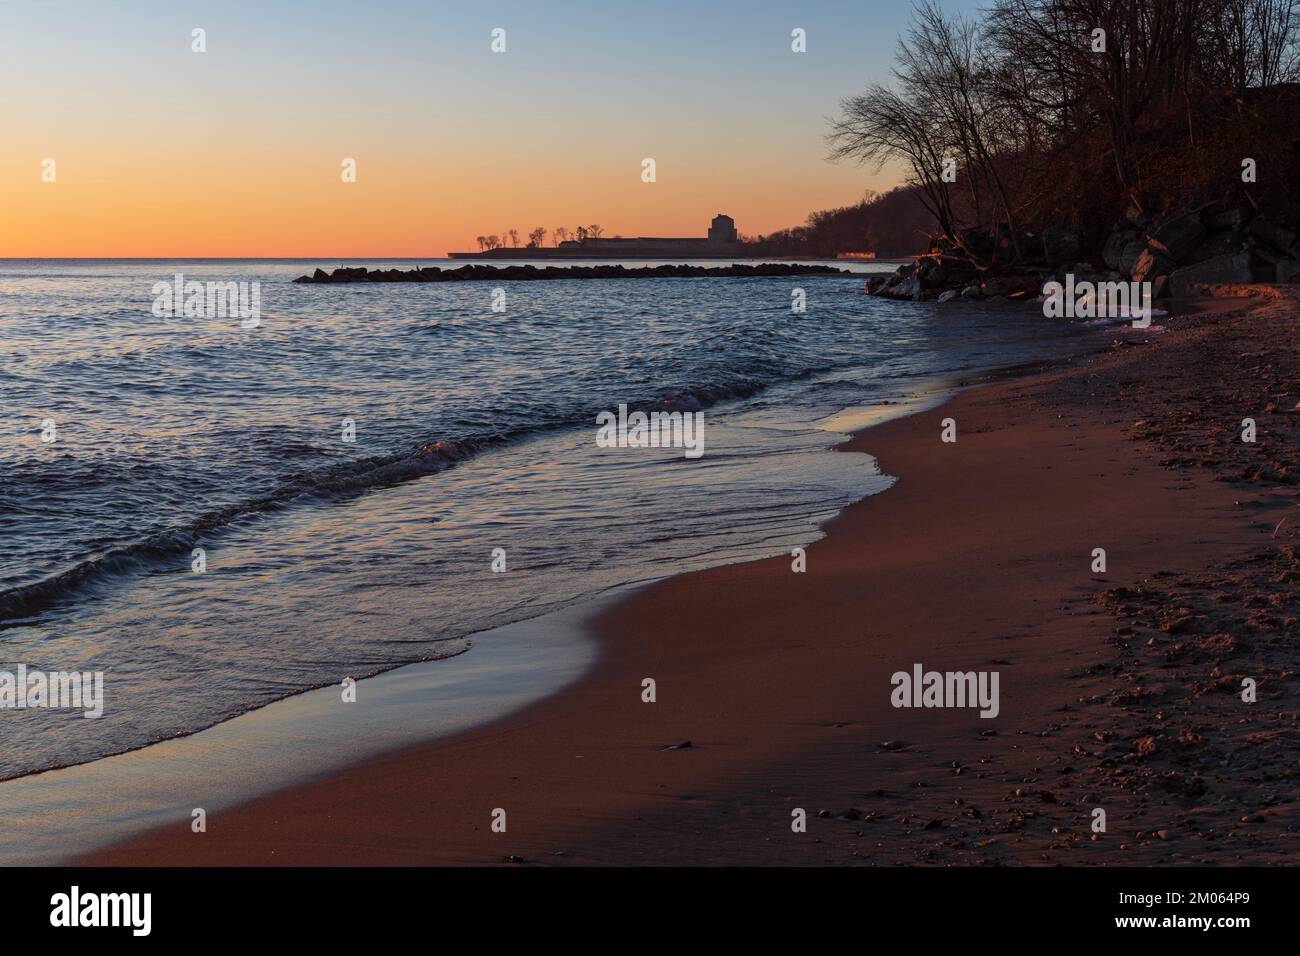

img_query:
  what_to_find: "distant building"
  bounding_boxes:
[708,214,737,244]
[450,215,744,259]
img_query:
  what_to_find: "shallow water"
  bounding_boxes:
[0,258,1087,778]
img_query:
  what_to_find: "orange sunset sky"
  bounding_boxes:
[0,1,966,258]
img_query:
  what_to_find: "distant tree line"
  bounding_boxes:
[742,187,936,258]
[827,0,1300,264]
[475,225,605,251]
[472,201,938,258]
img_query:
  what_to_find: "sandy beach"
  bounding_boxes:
[81,288,1299,866]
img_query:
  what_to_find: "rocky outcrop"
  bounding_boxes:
[1105,205,1300,296]
[293,262,850,283]
[1249,217,1296,250]
[1102,230,1139,272]
[1169,252,1254,298]
[1148,213,1206,261]
[1041,225,1082,265]
[868,202,1300,303]
[870,257,1044,302]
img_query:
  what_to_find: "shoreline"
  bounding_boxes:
[83,288,1300,865]
[3,371,941,862]
[0,595,605,865]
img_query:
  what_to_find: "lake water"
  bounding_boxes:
[0,258,1088,779]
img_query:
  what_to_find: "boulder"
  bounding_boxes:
[1118,237,1147,276]
[1209,207,1253,231]
[331,266,369,282]
[1246,236,1284,264]
[991,225,1032,264]
[1101,231,1133,271]
[917,257,950,289]
[1187,228,1246,264]
[956,228,995,260]
[1168,252,1253,297]
[940,253,978,278]
[1041,225,1082,265]
[894,276,923,299]
[1132,246,1173,283]
[960,285,983,299]
[1249,218,1297,252]
[980,274,1039,297]
[936,289,961,303]
[1148,213,1206,262]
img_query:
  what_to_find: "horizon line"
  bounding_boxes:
[0,255,471,261]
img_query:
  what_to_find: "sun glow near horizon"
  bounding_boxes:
[0,0,982,258]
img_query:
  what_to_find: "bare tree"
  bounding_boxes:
[829,83,962,248]
[508,229,519,247]
[587,224,604,239]
[830,2,1016,257]
[528,227,547,247]
[988,0,1215,196]
[475,236,486,251]
[1202,0,1300,90]
[831,0,1300,262]
[553,227,570,245]
[575,226,589,242]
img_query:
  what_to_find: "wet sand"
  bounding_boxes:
[84,287,1299,865]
